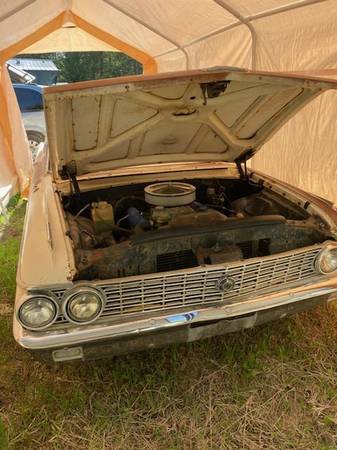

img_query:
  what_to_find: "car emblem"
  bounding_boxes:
[216,276,235,293]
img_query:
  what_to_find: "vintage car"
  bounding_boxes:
[14,67,337,362]
[13,83,46,158]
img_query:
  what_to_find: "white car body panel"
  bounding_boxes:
[43,67,337,178]
[17,172,75,292]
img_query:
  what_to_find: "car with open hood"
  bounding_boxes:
[14,67,337,362]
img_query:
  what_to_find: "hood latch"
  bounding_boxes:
[200,80,230,105]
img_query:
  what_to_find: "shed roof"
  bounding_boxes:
[6,62,36,83]
[8,58,59,72]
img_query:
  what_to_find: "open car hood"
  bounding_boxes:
[44,67,337,178]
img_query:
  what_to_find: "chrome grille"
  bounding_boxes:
[52,246,321,325]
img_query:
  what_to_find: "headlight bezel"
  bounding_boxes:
[62,285,106,325]
[17,294,59,331]
[315,244,337,274]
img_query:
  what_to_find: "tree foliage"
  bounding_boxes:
[18,52,142,83]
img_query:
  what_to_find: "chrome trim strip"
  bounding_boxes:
[15,278,337,350]
[49,243,325,326]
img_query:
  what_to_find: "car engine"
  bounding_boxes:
[63,179,329,280]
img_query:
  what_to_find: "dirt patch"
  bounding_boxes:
[1,227,21,241]
[0,304,13,316]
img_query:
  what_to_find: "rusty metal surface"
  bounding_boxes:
[47,242,324,328]
[74,216,325,279]
[31,295,330,362]
[250,169,337,227]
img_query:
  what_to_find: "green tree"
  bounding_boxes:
[18,52,142,83]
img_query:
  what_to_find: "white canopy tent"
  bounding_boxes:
[1,0,337,202]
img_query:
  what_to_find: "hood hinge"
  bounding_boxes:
[62,161,80,196]
[235,149,256,180]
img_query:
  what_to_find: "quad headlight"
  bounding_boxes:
[315,245,337,274]
[17,295,58,330]
[62,286,105,324]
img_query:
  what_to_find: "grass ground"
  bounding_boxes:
[0,201,337,449]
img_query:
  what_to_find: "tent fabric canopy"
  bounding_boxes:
[19,25,122,54]
[1,0,337,203]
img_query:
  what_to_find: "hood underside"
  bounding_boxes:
[44,67,337,177]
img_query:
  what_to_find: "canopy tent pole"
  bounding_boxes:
[213,0,257,69]
[0,10,157,74]
[103,0,190,70]
[0,8,158,197]
[154,0,328,68]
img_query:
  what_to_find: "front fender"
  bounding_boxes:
[16,174,76,293]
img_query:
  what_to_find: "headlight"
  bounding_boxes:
[315,246,337,274]
[18,295,58,330]
[63,286,105,324]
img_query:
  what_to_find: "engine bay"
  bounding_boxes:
[62,177,330,280]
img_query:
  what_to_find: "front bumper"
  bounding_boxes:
[32,295,333,362]
[14,278,337,362]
